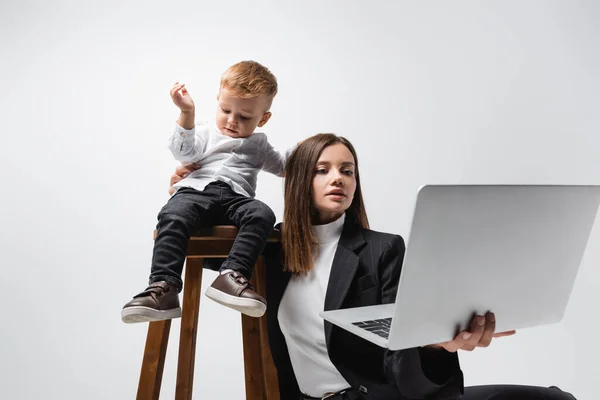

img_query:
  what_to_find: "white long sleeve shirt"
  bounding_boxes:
[168,121,293,198]
[278,214,351,397]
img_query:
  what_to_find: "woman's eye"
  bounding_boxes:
[343,170,354,176]
[316,169,328,174]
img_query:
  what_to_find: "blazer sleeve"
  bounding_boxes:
[379,235,464,399]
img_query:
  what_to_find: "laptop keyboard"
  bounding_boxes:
[351,317,392,339]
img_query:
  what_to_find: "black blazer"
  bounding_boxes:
[263,218,464,400]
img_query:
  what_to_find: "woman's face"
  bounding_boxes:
[311,143,357,224]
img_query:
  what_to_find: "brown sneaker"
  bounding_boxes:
[121,281,181,323]
[205,271,267,318]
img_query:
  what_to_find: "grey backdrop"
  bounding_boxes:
[1,0,599,399]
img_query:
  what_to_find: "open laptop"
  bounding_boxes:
[320,185,600,351]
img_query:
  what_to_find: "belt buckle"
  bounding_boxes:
[322,389,347,399]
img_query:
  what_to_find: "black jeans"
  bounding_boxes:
[300,385,576,399]
[149,182,276,291]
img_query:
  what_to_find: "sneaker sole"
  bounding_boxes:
[205,287,266,318]
[121,306,182,323]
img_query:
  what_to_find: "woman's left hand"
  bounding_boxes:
[427,312,516,353]
[168,163,201,195]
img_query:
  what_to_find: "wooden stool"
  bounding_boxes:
[136,226,280,400]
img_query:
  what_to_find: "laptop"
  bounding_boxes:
[320,185,600,351]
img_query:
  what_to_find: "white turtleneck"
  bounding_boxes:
[277,213,350,397]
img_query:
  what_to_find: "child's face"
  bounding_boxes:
[216,87,272,138]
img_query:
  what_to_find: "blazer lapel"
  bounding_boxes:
[324,221,366,346]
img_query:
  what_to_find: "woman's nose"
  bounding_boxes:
[331,171,343,185]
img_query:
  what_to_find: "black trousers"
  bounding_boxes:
[301,384,576,399]
[149,183,276,291]
[462,385,576,399]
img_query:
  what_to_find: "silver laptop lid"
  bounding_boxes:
[388,185,600,350]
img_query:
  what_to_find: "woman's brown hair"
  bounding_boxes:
[282,134,369,274]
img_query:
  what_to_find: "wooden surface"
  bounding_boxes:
[253,258,280,400]
[137,320,171,400]
[175,258,204,400]
[154,225,280,242]
[241,257,280,400]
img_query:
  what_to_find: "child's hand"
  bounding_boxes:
[170,82,195,112]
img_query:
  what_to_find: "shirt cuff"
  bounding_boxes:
[174,123,195,139]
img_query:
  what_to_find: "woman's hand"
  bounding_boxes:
[169,163,200,195]
[427,312,516,353]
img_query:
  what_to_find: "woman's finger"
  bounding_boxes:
[477,312,496,347]
[175,164,189,177]
[492,330,516,338]
[175,163,197,175]
[170,163,200,191]
[169,174,182,188]
[464,314,485,347]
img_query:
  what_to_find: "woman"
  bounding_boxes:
[170,134,576,399]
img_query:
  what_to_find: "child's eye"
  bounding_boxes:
[221,107,231,114]
[240,116,250,121]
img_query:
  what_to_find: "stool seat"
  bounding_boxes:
[153,225,281,241]
[191,225,281,240]
[138,226,280,399]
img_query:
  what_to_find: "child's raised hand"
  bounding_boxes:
[170,82,195,112]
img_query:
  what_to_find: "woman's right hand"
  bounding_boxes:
[426,312,516,353]
[169,163,201,195]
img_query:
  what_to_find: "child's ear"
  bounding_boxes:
[257,112,272,127]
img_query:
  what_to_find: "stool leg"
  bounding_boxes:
[242,312,267,400]
[175,258,204,400]
[254,259,280,400]
[137,320,172,400]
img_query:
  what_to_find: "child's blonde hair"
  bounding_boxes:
[220,61,278,103]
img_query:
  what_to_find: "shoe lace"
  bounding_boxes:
[134,283,171,299]
[230,273,255,290]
